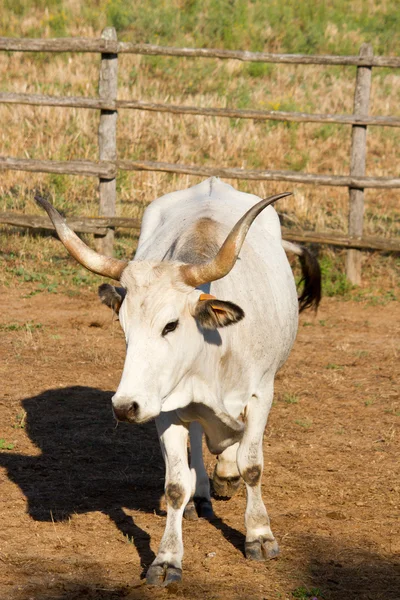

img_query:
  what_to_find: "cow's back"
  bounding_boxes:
[135,178,282,257]
[135,178,298,378]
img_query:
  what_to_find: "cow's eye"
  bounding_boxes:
[162,320,179,337]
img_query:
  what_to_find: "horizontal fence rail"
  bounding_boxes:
[2,156,399,189]
[0,156,116,178]
[0,212,140,236]
[2,212,398,253]
[1,33,399,284]
[118,159,400,189]
[1,92,400,128]
[1,37,400,67]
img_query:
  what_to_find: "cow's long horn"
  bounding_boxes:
[180,192,292,287]
[35,194,128,280]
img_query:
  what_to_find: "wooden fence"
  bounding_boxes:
[1,30,399,284]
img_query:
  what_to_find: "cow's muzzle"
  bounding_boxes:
[112,396,140,423]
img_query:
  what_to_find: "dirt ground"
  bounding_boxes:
[0,285,399,600]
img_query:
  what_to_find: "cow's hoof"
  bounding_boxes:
[146,563,182,587]
[245,538,279,561]
[184,498,213,520]
[212,469,241,499]
[183,500,198,521]
[194,496,214,519]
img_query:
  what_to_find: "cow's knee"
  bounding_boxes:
[165,483,187,510]
[241,464,262,487]
[165,467,192,514]
[236,440,263,487]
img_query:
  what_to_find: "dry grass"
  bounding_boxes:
[1,53,399,234]
[0,2,399,294]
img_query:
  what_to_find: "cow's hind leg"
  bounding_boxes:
[184,422,213,520]
[237,380,279,561]
[212,442,242,498]
[146,412,191,586]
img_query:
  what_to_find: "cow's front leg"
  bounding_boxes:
[237,381,279,561]
[146,412,191,586]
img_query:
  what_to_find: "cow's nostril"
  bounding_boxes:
[127,401,139,419]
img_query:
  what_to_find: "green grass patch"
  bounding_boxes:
[246,62,275,79]
[9,266,48,283]
[312,124,337,142]
[384,408,400,417]
[352,289,398,306]
[0,438,15,450]
[3,0,400,55]
[326,363,344,371]
[12,412,26,429]
[0,322,43,332]
[283,393,299,404]
[292,586,324,599]
[319,254,353,297]
[285,150,310,172]
[295,418,312,429]
[354,350,368,358]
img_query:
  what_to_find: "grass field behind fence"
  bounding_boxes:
[0,0,399,297]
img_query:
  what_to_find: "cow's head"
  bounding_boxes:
[35,191,290,424]
[98,261,245,423]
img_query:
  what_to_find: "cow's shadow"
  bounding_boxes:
[0,385,248,574]
[0,386,166,573]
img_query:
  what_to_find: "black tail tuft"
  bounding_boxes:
[298,246,321,312]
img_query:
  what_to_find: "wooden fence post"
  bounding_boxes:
[346,43,373,285]
[96,27,118,256]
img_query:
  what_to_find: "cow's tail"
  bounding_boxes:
[282,240,321,312]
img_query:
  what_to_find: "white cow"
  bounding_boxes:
[36,177,320,586]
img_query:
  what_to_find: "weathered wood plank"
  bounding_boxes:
[97,27,118,255]
[0,37,118,53]
[0,156,116,178]
[117,99,400,127]
[0,213,142,235]
[118,159,400,188]
[0,212,107,235]
[2,155,400,188]
[281,229,400,252]
[2,92,400,128]
[0,213,142,230]
[346,44,373,285]
[0,213,139,233]
[118,43,400,67]
[0,92,115,110]
[2,212,397,252]
[1,36,398,67]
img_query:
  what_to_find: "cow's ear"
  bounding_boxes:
[98,284,126,316]
[194,298,245,329]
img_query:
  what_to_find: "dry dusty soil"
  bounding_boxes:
[0,286,399,600]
